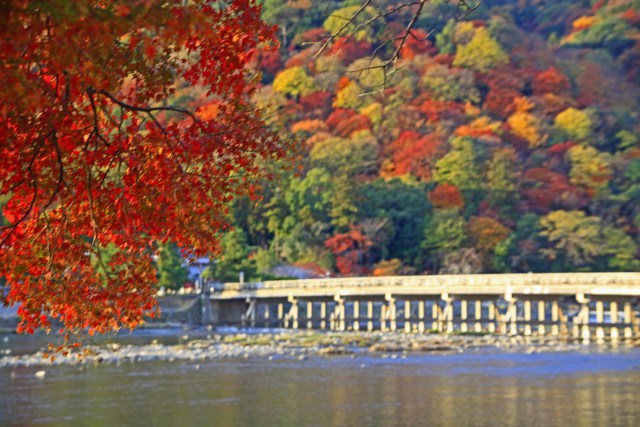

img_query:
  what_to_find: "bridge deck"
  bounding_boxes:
[211,272,640,300]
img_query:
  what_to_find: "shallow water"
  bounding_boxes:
[0,340,639,427]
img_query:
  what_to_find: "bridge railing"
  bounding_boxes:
[218,272,640,292]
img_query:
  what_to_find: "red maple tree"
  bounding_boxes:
[0,1,285,338]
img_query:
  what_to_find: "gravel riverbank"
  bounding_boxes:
[1,329,638,368]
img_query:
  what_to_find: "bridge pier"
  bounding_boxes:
[487,300,496,333]
[624,302,634,338]
[367,301,373,332]
[263,302,270,327]
[353,301,360,331]
[278,302,285,328]
[538,301,546,335]
[383,294,397,332]
[610,301,618,340]
[432,302,439,332]
[441,294,454,333]
[306,301,313,329]
[332,296,345,331]
[523,300,532,336]
[474,300,482,332]
[595,300,605,342]
[460,300,468,333]
[404,301,411,333]
[574,294,591,342]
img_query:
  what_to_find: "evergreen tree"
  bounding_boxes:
[156,243,189,290]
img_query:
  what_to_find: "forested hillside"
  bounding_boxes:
[207,0,640,279]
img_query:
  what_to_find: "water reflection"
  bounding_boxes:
[1,351,639,427]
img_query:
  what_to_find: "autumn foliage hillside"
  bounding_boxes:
[215,0,640,277]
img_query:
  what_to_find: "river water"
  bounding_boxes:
[0,333,639,426]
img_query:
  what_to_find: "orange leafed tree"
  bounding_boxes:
[0,1,284,337]
[429,184,464,210]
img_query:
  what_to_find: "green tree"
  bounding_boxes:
[204,229,256,283]
[433,137,482,195]
[309,134,379,177]
[487,148,520,214]
[492,214,548,273]
[357,179,431,265]
[285,167,333,235]
[333,80,365,109]
[323,5,379,42]
[539,210,605,269]
[554,108,594,141]
[422,210,466,272]
[347,58,386,89]
[435,19,456,54]
[567,145,612,194]
[422,65,480,103]
[602,227,640,271]
[273,66,314,97]
[564,16,632,54]
[453,27,509,72]
[156,243,189,290]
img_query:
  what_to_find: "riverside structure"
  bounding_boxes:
[206,273,640,342]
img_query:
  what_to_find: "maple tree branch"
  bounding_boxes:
[87,91,111,148]
[41,131,66,213]
[144,111,190,174]
[0,155,39,248]
[89,88,201,124]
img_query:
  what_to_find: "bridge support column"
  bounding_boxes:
[264,302,270,327]
[381,303,387,332]
[432,303,440,332]
[487,300,496,333]
[610,301,619,340]
[510,301,518,335]
[441,294,453,333]
[538,301,546,335]
[367,301,374,332]
[335,296,345,331]
[241,298,256,327]
[624,302,633,338]
[386,294,397,332]
[523,300,532,336]
[474,301,482,333]
[460,300,468,333]
[504,294,517,335]
[551,301,559,336]
[288,297,299,330]
[353,301,360,331]
[320,302,327,330]
[418,301,425,333]
[575,294,590,342]
[307,301,313,329]
[404,301,412,333]
[278,303,285,328]
[595,300,605,342]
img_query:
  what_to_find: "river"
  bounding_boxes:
[0,332,639,426]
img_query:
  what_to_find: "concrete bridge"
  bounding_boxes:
[207,272,640,341]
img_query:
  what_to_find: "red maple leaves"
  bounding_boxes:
[0,1,284,337]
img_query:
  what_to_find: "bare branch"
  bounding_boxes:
[315,0,373,57]
[316,0,481,93]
